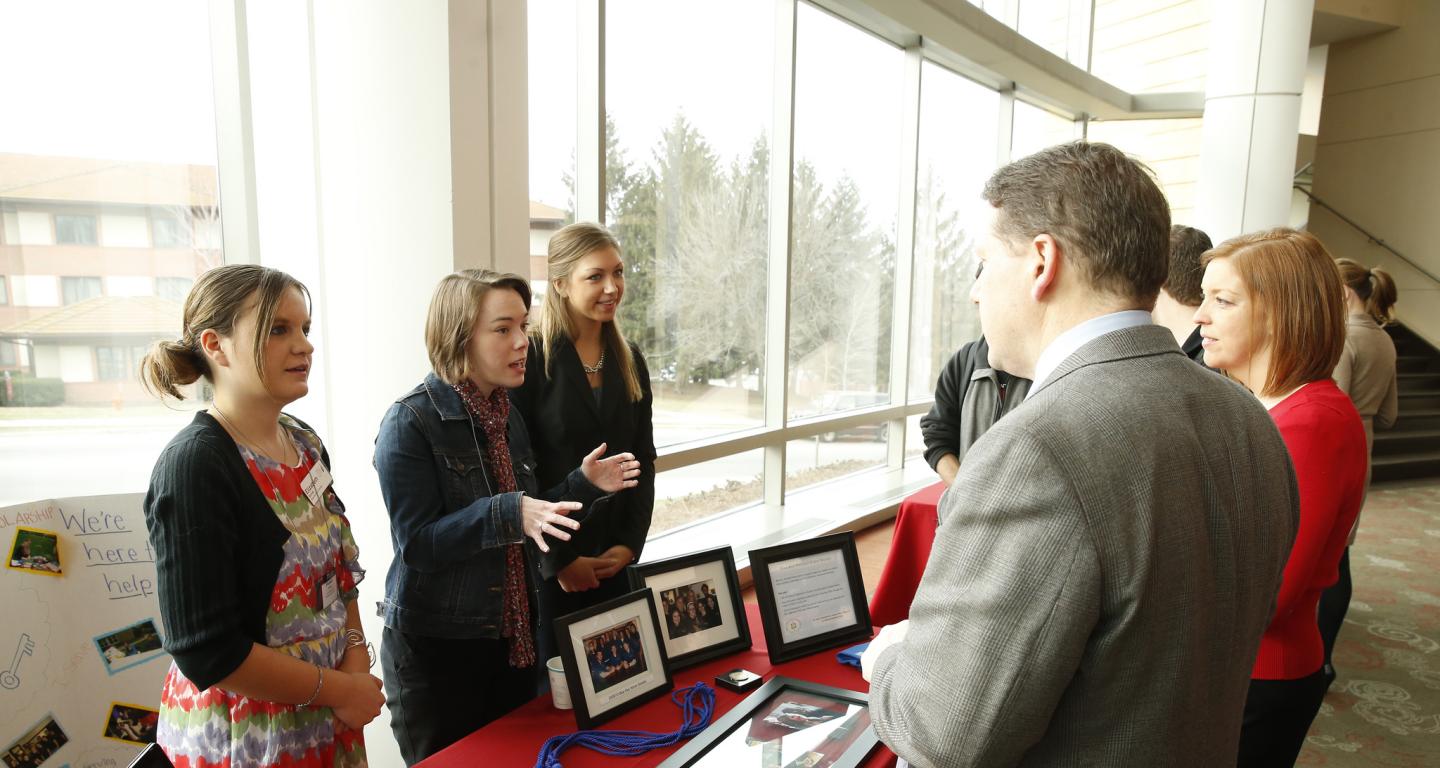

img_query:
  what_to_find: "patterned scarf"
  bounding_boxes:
[454,380,536,668]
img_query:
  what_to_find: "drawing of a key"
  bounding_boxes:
[1,633,34,689]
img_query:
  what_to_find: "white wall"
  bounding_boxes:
[32,345,60,378]
[58,345,94,382]
[104,275,154,297]
[2,210,18,243]
[18,211,53,245]
[100,213,151,247]
[1311,0,1440,346]
[13,275,59,306]
[307,3,456,764]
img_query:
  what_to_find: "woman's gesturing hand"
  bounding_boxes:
[521,496,582,552]
[580,442,642,493]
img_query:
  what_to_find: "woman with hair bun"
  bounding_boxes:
[141,264,383,767]
[1317,258,1400,684]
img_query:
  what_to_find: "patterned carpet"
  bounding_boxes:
[1300,479,1440,766]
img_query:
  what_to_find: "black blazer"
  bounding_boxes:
[511,335,656,577]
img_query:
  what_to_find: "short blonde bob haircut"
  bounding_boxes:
[425,268,532,385]
[1202,228,1346,398]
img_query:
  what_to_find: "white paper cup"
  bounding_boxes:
[546,656,572,710]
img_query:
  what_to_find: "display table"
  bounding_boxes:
[418,603,897,767]
[867,481,945,627]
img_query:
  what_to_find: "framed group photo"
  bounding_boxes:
[658,677,879,768]
[749,531,872,664]
[629,545,751,669]
[554,588,674,729]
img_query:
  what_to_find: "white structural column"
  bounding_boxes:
[1195,0,1315,242]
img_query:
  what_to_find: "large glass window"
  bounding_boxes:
[526,0,577,287]
[604,0,774,448]
[151,213,189,248]
[60,276,102,305]
[910,63,999,401]
[54,214,98,245]
[652,450,765,536]
[0,0,223,506]
[784,425,890,499]
[1010,99,1077,160]
[156,276,194,303]
[1018,0,1091,66]
[788,3,904,421]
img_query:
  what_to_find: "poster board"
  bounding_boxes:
[1,494,166,768]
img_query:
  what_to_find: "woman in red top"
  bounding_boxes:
[1194,228,1367,767]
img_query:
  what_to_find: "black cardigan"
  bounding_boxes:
[510,337,656,576]
[143,411,330,690]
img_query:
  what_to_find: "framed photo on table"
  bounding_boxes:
[658,676,879,768]
[554,588,674,729]
[750,531,872,664]
[629,545,751,669]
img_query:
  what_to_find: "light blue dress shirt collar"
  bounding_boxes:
[1030,310,1154,392]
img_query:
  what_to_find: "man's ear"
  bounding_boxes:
[198,328,229,369]
[1030,234,1061,301]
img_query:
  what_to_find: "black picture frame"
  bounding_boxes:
[554,588,675,729]
[628,545,752,670]
[657,676,879,768]
[749,531,872,664]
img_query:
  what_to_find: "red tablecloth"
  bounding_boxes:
[867,481,945,627]
[418,603,896,767]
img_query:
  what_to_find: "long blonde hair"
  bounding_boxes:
[535,222,643,401]
[140,265,310,400]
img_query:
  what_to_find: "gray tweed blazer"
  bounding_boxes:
[869,324,1300,767]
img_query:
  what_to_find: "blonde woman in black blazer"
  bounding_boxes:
[512,221,656,659]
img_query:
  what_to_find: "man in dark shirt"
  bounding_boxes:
[919,337,1030,486]
[1151,224,1212,364]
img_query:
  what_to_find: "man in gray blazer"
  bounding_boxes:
[862,142,1300,767]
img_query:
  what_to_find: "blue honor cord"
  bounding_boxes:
[535,682,718,768]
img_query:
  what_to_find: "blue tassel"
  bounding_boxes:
[535,682,717,768]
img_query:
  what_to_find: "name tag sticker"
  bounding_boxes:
[300,460,334,508]
[320,572,340,609]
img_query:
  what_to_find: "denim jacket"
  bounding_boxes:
[373,372,604,639]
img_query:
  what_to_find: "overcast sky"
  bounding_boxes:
[0,0,218,165]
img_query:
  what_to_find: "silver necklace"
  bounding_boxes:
[582,349,606,375]
[212,405,295,467]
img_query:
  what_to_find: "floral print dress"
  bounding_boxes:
[157,417,366,768]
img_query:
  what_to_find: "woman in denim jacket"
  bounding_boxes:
[374,270,640,765]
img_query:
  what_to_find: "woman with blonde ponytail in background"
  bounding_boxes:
[511,222,657,660]
[141,265,382,767]
[1318,258,1400,686]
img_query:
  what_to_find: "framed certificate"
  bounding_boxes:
[749,531,872,664]
[554,588,674,729]
[629,545,752,670]
[657,677,879,768]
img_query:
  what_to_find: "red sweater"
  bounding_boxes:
[1252,379,1367,680]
